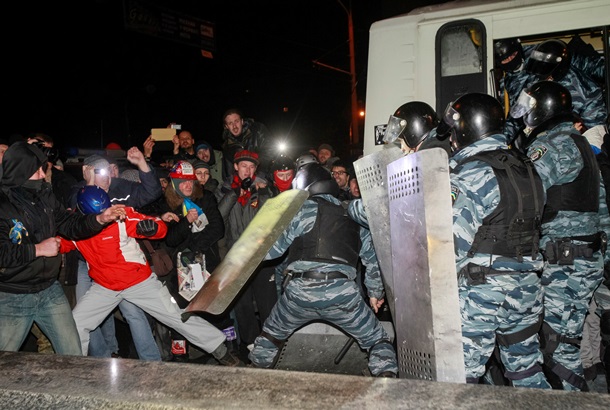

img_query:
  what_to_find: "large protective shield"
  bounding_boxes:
[353,145,404,317]
[185,189,309,315]
[388,148,465,383]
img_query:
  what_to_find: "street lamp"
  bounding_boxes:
[337,0,360,150]
[312,1,360,156]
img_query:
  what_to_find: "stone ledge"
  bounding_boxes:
[0,352,606,409]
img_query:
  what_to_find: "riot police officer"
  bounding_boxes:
[510,80,609,390]
[248,162,398,377]
[445,93,550,389]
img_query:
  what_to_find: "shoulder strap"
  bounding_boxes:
[141,239,155,253]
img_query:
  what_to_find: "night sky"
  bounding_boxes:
[6,0,446,162]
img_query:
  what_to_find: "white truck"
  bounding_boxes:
[363,0,609,155]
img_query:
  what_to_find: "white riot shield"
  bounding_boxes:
[353,145,404,318]
[388,148,465,383]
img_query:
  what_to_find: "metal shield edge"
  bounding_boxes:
[185,189,309,315]
[353,145,404,318]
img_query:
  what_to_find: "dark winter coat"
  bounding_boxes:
[0,142,106,294]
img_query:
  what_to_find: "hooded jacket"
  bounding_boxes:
[0,142,106,294]
[195,139,224,187]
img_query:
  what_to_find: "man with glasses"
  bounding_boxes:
[330,160,352,201]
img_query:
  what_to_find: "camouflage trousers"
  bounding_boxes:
[541,255,604,391]
[249,278,398,376]
[459,272,549,388]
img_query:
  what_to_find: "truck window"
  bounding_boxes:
[436,20,487,114]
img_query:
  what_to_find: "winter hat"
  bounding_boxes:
[154,166,170,180]
[192,159,210,170]
[83,154,110,170]
[233,149,259,166]
[196,143,210,152]
[317,143,335,156]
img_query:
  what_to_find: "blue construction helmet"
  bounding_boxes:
[77,185,111,215]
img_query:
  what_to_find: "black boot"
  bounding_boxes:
[212,343,245,367]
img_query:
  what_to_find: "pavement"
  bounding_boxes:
[1,351,609,409]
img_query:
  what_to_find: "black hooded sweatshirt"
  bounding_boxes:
[0,142,106,294]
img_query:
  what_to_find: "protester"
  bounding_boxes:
[69,147,163,359]
[221,108,272,179]
[63,185,241,366]
[0,141,125,355]
[217,150,275,362]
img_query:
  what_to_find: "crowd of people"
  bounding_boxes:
[0,107,367,372]
[1,34,609,393]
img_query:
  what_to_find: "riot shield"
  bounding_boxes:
[388,148,465,383]
[353,145,403,318]
[185,189,309,315]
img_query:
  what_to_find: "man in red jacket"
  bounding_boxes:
[62,186,242,366]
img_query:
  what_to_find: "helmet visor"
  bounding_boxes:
[435,102,456,138]
[526,49,560,78]
[509,89,536,119]
[383,115,407,143]
[441,103,460,130]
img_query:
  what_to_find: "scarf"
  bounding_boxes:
[231,174,253,207]
[274,173,293,192]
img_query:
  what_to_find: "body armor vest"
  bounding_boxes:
[458,149,545,261]
[541,131,600,223]
[286,197,360,267]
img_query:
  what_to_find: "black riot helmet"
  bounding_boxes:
[292,162,339,198]
[494,38,524,72]
[383,101,440,149]
[437,93,505,153]
[510,80,572,130]
[525,39,571,81]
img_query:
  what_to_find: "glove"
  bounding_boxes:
[241,177,253,191]
[136,219,159,237]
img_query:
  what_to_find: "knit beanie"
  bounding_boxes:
[318,143,335,156]
[192,159,210,170]
[83,154,110,170]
